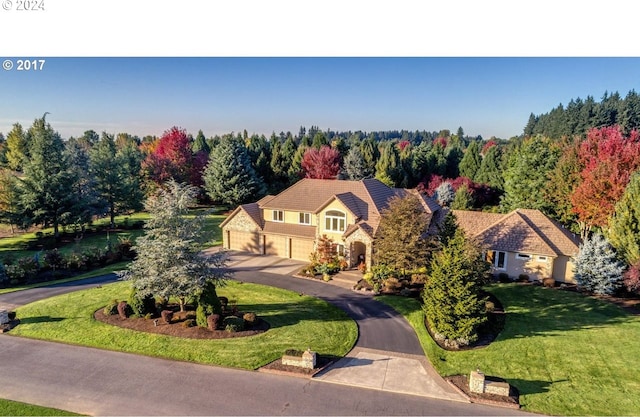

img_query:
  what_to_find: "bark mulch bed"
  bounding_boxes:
[94,308,270,339]
[446,374,520,409]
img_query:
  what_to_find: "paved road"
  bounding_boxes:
[0,336,529,416]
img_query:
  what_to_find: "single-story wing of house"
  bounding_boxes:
[452,209,582,283]
[220,178,442,269]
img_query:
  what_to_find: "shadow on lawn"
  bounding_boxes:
[17,316,65,324]
[507,377,568,396]
[490,284,634,340]
[239,299,353,329]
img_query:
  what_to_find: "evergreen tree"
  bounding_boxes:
[65,136,100,228]
[434,182,455,207]
[500,135,560,213]
[120,181,230,312]
[573,233,624,295]
[450,184,475,210]
[192,129,210,154]
[311,131,328,149]
[373,194,435,273]
[375,142,402,187]
[343,144,372,180]
[607,172,640,266]
[90,132,144,227]
[15,116,79,238]
[5,123,28,171]
[474,144,504,189]
[422,228,489,348]
[288,144,308,183]
[360,137,379,177]
[203,136,265,206]
[437,210,458,247]
[458,140,482,180]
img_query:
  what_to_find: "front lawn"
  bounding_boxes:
[379,284,640,416]
[10,280,357,370]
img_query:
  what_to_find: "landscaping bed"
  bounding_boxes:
[94,308,269,339]
[445,374,520,409]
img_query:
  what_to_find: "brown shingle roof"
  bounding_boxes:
[219,203,263,229]
[260,178,416,237]
[262,222,316,238]
[453,209,580,257]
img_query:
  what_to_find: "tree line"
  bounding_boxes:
[524,89,640,139]
[1,108,639,293]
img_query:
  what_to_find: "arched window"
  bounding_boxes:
[325,210,346,232]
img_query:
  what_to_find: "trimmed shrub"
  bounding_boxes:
[161,310,174,324]
[42,249,65,271]
[196,304,208,328]
[0,263,8,285]
[182,319,196,328]
[117,301,132,319]
[5,256,40,283]
[223,315,244,332]
[497,272,510,283]
[64,251,89,271]
[103,299,119,316]
[129,288,152,317]
[542,277,555,288]
[207,313,221,331]
[243,312,257,327]
[518,274,530,282]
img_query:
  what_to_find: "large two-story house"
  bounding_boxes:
[220,178,442,270]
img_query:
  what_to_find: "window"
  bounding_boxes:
[272,210,284,222]
[324,210,346,232]
[336,244,345,256]
[536,255,549,263]
[516,253,531,261]
[299,212,311,225]
[489,250,506,270]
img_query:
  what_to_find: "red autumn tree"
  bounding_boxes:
[143,126,207,186]
[301,145,341,179]
[570,126,640,234]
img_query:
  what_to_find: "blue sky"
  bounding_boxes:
[2,57,640,140]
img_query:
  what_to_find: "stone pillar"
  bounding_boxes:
[0,310,9,325]
[469,370,485,394]
[302,349,317,369]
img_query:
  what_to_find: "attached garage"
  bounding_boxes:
[227,230,261,254]
[263,234,287,257]
[290,238,315,261]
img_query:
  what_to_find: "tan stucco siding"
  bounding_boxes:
[491,252,554,281]
[553,256,576,284]
[318,201,353,243]
[263,209,317,227]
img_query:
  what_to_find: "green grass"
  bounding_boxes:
[0,262,127,295]
[0,398,82,416]
[379,284,640,416]
[10,280,357,370]
[0,211,225,259]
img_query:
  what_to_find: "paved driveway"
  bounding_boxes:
[0,250,533,414]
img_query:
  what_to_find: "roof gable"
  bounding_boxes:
[453,209,580,257]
